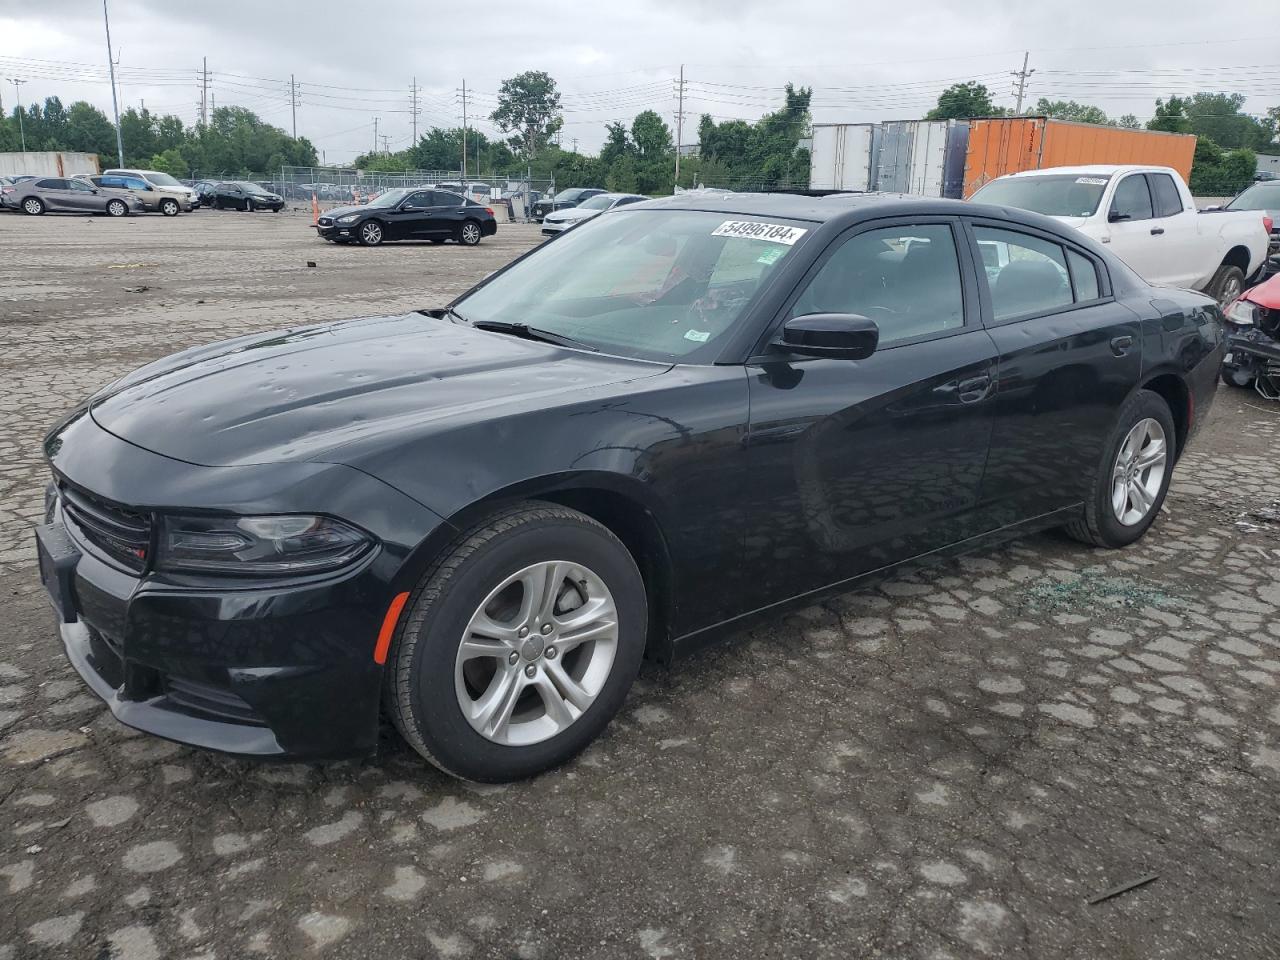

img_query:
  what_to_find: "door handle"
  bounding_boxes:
[956,374,992,403]
[1150,227,1164,236]
[1110,335,1134,356]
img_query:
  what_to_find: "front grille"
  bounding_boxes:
[163,676,265,726]
[318,217,332,226]
[59,482,151,572]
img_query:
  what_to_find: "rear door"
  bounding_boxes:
[36,178,72,210]
[1146,171,1204,289]
[967,220,1141,525]
[428,190,468,237]
[1103,173,1170,285]
[744,217,1000,606]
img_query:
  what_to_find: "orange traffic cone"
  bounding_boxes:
[311,192,320,227]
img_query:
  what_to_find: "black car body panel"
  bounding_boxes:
[40,193,1224,760]
[316,189,497,243]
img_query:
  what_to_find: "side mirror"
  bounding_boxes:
[772,313,879,360]
[1201,204,1221,211]
[1107,210,1130,223]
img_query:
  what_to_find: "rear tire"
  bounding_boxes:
[22,197,44,215]
[160,198,180,217]
[1206,264,1245,307]
[458,219,483,246]
[1064,389,1176,548]
[105,199,128,218]
[385,502,647,782]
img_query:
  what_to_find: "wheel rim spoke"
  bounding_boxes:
[470,666,523,738]
[529,670,581,727]
[543,660,594,713]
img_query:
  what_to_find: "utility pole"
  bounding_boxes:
[289,74,298,138]
[380,134,390,155]
[103,0,125,167]
[674,64,685,186]
[571,137,578,153]
[373,116,379,157]
[410,76,419,145]
[1012,51,1035,115]
[460,79,468,181]
[200,56,208,125]
[9,79,26,152]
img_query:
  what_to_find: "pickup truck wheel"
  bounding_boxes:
[1064,389,1176,549]
[1207,264,1244,307]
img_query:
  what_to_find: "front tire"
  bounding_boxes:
[105,199,128,218]
[1207,264,1245,307]
[385,502,647,782]
[1064,389,1176,548]
[160,198,180,217]
[458,219,483,246]
[358,220,384,246]
[22,197,44,215]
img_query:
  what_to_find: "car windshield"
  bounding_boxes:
[554,189,584,201]
[236,181,269,194]
[578,195,615,211]
[1227,182,1280,211]
[146,172,183,187]
[455,210,811,362]
[971,174,1111,217]
[366,188,412,208]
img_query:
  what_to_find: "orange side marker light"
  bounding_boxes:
[373,591,411,664]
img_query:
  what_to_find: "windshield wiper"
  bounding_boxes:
[472,320,598,352]
[441,305,470,325]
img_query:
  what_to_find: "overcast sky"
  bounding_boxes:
[1,0,1278,167]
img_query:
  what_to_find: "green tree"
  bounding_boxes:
[490,71,563,159]
[1118,114,1141,130]
[1147,96,1192,134]
[1183,92,1270,150]
[1033,98,1109,125]
[63,101,118,161]
[606,154,639,192]
[926,82,1004,120]
[599,121,633,166]
[631,111,672,158]
[147,148,188,177]
[1189,138,1257,195]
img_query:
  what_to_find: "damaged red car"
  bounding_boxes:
[1222,272,1280,399]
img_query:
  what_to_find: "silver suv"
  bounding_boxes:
[80,174,190,216]
[103,169,198,212]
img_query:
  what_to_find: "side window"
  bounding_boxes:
[69,179,94,192]
[1110,175,1153,222]
[789,223,965,346]
[125,177,148,190]
[1148,174,1183,218]
[431,191,463,206]
[973,227,1073,321]
[404,191,432,207]
[37,179,66,189]
[1067,250,1101,302]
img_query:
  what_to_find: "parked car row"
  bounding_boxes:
[532,186,605,222]
[541,192,649,235]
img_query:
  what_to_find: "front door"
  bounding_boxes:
[968,220,1141,524]
[1103,173,1171,285]
[390,190,433,240]
[743,218,999,608]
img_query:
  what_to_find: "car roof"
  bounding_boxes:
[636,190,984,223]
[997,164,1175,178]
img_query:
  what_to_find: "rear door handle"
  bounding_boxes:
[957,374,992,403]
[1110,335,1134,356]
[1150,227,1164,236]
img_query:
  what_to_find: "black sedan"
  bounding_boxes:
[316,187,497,246]
[209,181,285,212]
[37,193,1222,782]
[532,186,605,222]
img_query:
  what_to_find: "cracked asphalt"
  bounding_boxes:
[1,208,1279,960]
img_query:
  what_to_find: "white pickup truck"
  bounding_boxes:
[970,164,1271,305]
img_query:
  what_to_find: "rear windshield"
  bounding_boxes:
[972,174,1111,217]
[1227,182,1280,211]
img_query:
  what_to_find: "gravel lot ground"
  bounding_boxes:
[1,208,1278,960]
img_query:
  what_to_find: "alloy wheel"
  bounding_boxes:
[361,222,382,245]
[1110,417,1167,526]
[23,199,42,215]
[107,200,127,217]
[454,560,619,746]
[1216,273,1242,307]
[461,222,481,245]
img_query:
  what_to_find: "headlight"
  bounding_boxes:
[337,214,359,224]
[1225,300,1257,326]
[156,514,373,575]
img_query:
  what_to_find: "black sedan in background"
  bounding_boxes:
[209,181,285,212]
[37,193,1221,782]
[532,186,605,221]
[316,187,497,245]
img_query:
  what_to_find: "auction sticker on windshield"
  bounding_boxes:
[712,220,808,245]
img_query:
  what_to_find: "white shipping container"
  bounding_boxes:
[809,124,876,191]
[876,120,951,196]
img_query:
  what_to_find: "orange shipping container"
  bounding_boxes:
[962,118,1196,198]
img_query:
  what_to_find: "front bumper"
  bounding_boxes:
[1223,324,1280,375]
[541,220,568,235]
[39,409,449,760]
[316,218,357,240]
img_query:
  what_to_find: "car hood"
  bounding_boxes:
[1243,272,1280,309]
[321,204,364,219]
[88,313,666,468]
[549,208,599,223]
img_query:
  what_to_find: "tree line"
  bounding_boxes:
[926,82,1279,194]
[0,97,317,177]
[3,74,1276,197]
